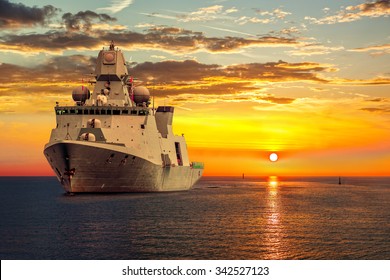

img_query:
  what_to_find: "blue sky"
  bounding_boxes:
[2,0,389,77]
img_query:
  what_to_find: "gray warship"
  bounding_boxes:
[44,42,204,193]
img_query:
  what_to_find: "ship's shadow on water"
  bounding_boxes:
[0,176,389,260]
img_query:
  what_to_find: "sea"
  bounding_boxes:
[0,176,389,260]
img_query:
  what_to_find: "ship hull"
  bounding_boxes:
[44,141,203,193]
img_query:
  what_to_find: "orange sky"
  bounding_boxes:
[1,0,390,176]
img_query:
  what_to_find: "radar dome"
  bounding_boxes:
[72,86,90,103]
[133,86,150,104]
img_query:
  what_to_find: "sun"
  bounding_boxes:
[269,152,278,162]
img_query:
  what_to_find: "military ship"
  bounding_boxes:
[43,42,204,193]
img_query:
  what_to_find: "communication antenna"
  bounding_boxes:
[151,78,155,115]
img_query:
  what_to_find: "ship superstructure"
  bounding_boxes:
[44,42,204,192]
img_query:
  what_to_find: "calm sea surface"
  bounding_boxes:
[0,176,389,260]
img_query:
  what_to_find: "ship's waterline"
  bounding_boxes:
[43,41,203,192]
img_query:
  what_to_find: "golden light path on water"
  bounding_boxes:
[265,176,284,258]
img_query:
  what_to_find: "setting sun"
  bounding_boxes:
[269,153,279,162]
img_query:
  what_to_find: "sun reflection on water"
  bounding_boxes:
[264,175,284,258]
[267,176,279,196]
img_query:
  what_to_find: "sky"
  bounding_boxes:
[0,0,389,176]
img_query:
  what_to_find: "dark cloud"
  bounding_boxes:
[129,60,222,83]
[0,55,95,84]
[62,11,116,33]
[0,25,299,54]
[0,57,329,86]
[153,81,258,97]
[360,97,390,113]
[128,60,329,97]
[129,60,330,85]
[307,0,390,24]
[0,0,59,28]
[0,57,330,101]
[0,32,101,53]
[360,107,390,113]
[367,98,387,102]
[259,96,295,104]
[222,61,329,82]
[101,28,299,53]
[354,0,390,14]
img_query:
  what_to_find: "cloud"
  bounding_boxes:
[360,107,390,113]
[0,32,101,54]
[288,43,345,56]
[235,16,272,25]
[142,5,238,23]
[333,77,390,85]
[349,43,390,56]
[168,92,296,106]
[178,5,236,22]
[129,60,331,86]
[359,97,390,113]
[366,97,387,102]
[0,25,299,54]
[306,0,390,24]
[259,96,295,104]
[235,7,292,25]
[202,25,257,37]
[255,8,292,19]
[62,10,117,33]
[96,0,133,14]
[1,54,389,114]
[347,0,390,17]
[0,57,331,104]
[0,0,59,28]
[0,56,95,85]
[192,5,223,15]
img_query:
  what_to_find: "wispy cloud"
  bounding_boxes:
[288,43,345,56]
[349,43,390,56]
[96,0,133,14]
[235,7,292,25]
[235,16,272,25]
[139,12,177,20]
[255,8,291,19]
[360,106,390,113]
[180,5,235,22]
[201,25,257,37]
[306,0,390,24]
[141,5,237,23]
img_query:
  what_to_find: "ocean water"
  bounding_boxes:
[0,176,389,260]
